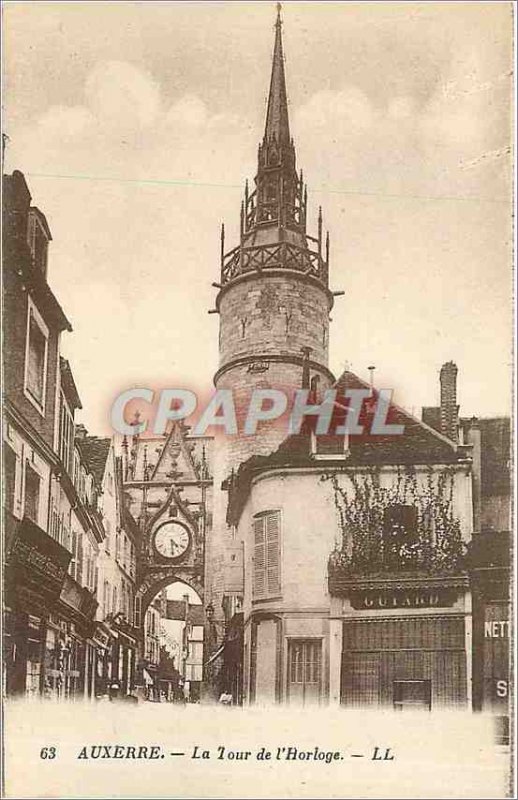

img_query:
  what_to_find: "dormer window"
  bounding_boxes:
[27,209,51,278]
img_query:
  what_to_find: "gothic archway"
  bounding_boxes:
[134,568,204,630]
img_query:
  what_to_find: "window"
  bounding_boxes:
[24,301,48,411]
[69,530,77,579]
[103,581,110,617]
[76,532,83,585]
[288,640,322,705]
[58,393,74,475]
[27,211,49,276]
[130,543,135,578]
[121,583,126,619]
[24,463,41,523]
[3,446,17,514]
[252,510,281,599]
[116,532,121,562]
[127,586,133,624]
[383,505,418,570]
[105,519,111,553]
[112,586,118,614]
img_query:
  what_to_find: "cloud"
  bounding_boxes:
[84,60,161,130]
[36,105,95,139]
[166,94,208,128]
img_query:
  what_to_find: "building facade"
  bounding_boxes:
[205,7,511,718]
[205,8,340,687]
[3,172,103,700]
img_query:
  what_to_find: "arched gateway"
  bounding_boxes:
[121,421,212,651]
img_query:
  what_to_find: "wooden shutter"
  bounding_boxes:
[266,512,280,595]
[253,516,266,597]
[253,511,281,598]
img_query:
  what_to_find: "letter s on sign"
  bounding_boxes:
[496,680,508,698]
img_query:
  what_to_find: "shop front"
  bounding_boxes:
[4,516,71,698]
[470,532,510,741]
[45,573,99,700]
[91,622,113,698]
[333,578,471,711]
[104,615,138,696]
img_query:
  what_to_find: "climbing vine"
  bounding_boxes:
[321,465,467,578]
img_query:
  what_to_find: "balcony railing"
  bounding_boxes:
[221,239,328,285]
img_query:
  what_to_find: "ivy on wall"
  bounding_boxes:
[321,465,467,578]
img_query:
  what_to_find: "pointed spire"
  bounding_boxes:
[264,3,290,145]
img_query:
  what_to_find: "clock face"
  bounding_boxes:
[153,522,190,560]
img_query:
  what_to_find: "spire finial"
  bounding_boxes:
[264,1,290,144]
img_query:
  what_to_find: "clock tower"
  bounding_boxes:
[203,6,341,658]
[213,4,336,469]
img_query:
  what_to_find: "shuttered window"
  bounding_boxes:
[253,511,281,598]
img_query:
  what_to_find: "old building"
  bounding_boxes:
[225,369,474,708]
[143,596,162,698]
[3,170,102,700]
[423,366,511,729]
[204,7,511,714]
[117,419,212,694]
[3,9,510,718]
[83,434,141,696]
[205,6,339,690]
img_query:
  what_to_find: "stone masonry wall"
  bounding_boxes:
[218,274,330,368]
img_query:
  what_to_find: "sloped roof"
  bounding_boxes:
[333,371,460,465]
[76,436,111,486]
[60,357,82,410]
[226,369,465,525]
[165,599,204,625]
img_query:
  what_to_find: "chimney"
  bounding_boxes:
[75,423,88,440]
[439,361,459,442]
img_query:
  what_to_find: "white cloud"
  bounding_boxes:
[84,60,161,130]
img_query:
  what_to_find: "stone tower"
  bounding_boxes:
[213,5,335,467]
[204,7,337,656]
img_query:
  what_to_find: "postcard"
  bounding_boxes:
[2,2,514,798]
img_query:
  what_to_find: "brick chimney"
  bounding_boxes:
[439,361,459,442]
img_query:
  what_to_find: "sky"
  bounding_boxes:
[3,1,513,434]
